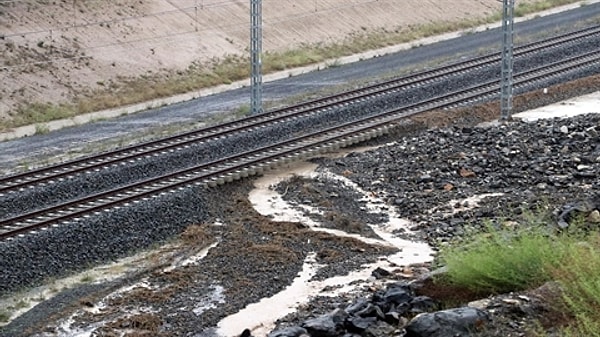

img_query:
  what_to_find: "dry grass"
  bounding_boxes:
[104,312,163,336]
[179,224,212,246]
[514,0,584,16]
[246,244,299,264]
[316,248,344,262]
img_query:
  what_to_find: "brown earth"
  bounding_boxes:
[0,0,538,121]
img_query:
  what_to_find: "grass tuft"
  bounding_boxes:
[438,222,569,294]
[437,211,600,335]
[514,0,581,17]
[553,233,600,336]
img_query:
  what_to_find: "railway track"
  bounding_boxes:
[2,47,600,241]
[0,25,599,197]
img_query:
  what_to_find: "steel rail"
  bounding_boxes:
[2,49,599,240]
[1,25,599,195]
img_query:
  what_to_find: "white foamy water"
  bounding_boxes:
[219,159,435,337]
[21,238,222,336]
[222,90,600,337]
[512,91,600,121]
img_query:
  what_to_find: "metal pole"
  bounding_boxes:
[500,0,515,120]
[250,0,263,115]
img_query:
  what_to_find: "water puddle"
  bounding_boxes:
[228,159,435,337]
[430,193,505,217]
[0,246,175,328]
[193,285,226,316]
[3,235,221,336]
[217,253,321,337]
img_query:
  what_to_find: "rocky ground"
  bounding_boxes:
[1,74,599,337]
[265,86,600,336]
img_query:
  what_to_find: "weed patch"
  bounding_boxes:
[552,233,600,336]
[439,223,569,294]
[514,0,582,17]
[436,212,600,335]
[180,224,212,246]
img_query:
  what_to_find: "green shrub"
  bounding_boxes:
[554,233,600,336]
[438,216,600,335]
[439,223,570,294]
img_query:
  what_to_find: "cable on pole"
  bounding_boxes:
[250,0,263,115]
[500,0,515,120]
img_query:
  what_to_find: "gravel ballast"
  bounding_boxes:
[1,33,600,219]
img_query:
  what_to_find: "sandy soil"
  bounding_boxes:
[0,0,536,120]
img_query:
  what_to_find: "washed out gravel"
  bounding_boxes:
[1,52,600,337]
[0,97,598,337]
[0,185,211,294]
[263,104,600,336]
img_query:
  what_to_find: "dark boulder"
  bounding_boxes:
[376,282,413,308]
[354,303,385,319]
[362,321,396,337]
[268,326,308,337]
[302,309,348,337]
[405,307,490,337]
[409,296,439,314]
[345,316,377,332]
[345,298,370,316]
[557,194,600,228]
[371,267,392,279]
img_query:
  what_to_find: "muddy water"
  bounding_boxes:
[218,159,435,337]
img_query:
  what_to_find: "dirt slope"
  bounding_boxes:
[0,0,533,119]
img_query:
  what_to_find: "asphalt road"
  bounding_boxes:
[1,3,600,171]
